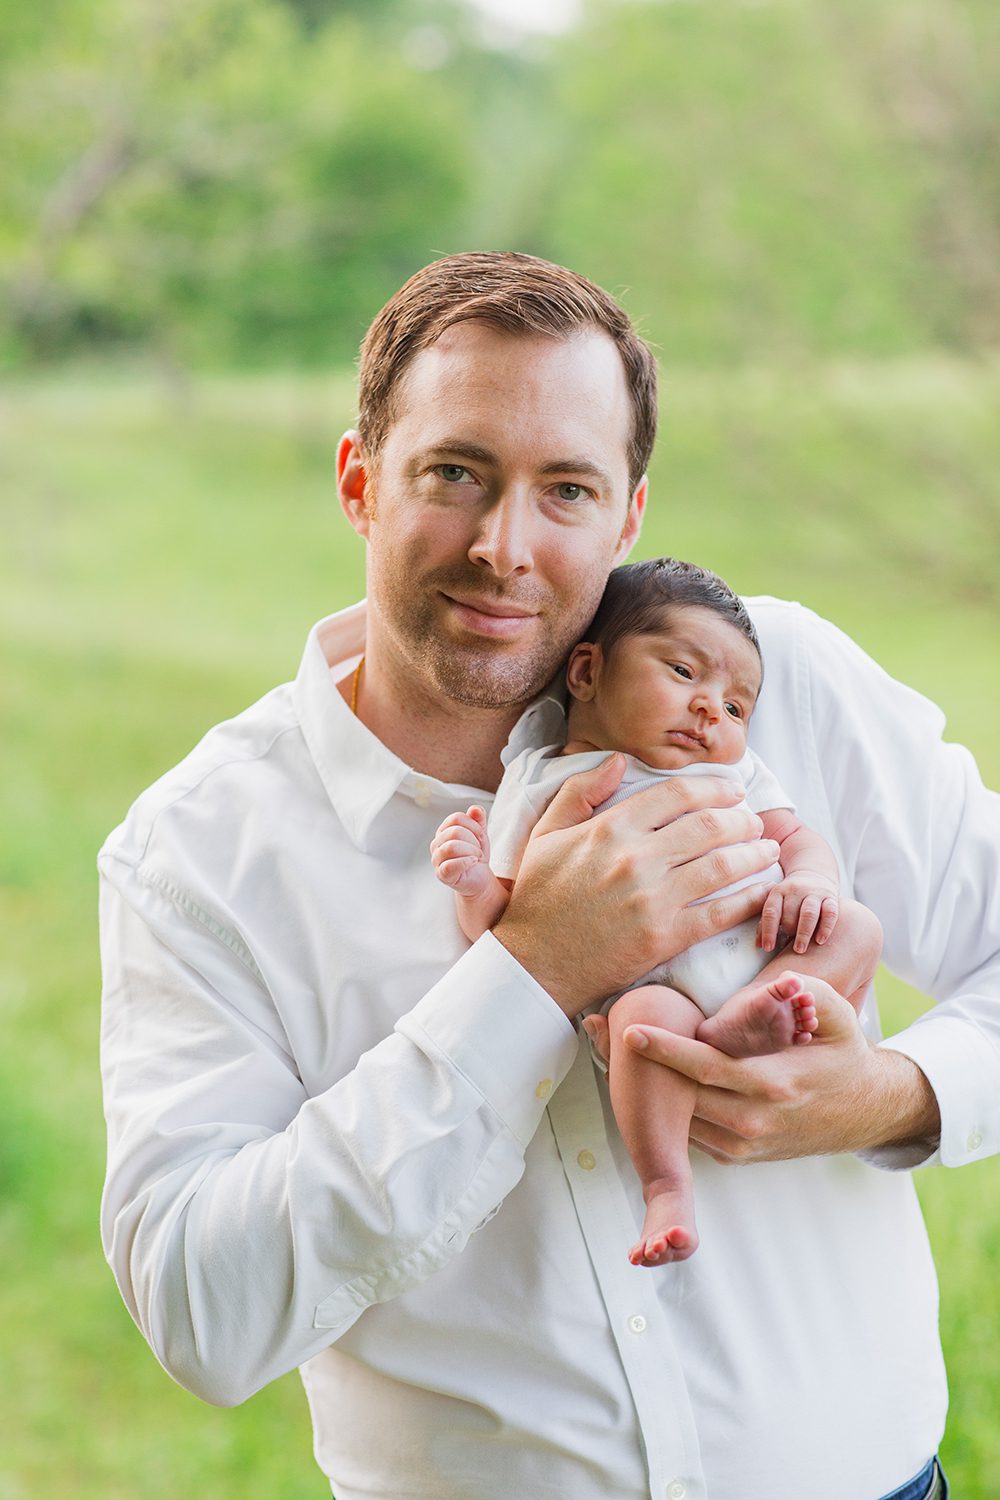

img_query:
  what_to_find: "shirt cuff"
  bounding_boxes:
[870,1015,998,1169]
[395,932,579,1150]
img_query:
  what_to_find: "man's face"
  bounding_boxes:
[342,321,645,711]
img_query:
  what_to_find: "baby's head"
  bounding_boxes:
[565,558,762,769]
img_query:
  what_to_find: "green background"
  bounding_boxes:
[2,0,998,1494]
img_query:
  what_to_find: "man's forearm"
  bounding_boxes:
[860,1046,941,1156]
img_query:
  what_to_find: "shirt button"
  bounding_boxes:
[535,1078,553,1100]
[577,1150,596,1171]
[967,1130,983,1151]
[413,780,431,808]
[627,1314,647,1335]
[666,1482,687,1500]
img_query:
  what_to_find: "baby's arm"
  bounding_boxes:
[430,807,513,944]
[758,808,841,955]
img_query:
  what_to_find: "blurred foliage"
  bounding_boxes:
[2,0,998,368]
[1,0,475,364]
[544,0,1000,358]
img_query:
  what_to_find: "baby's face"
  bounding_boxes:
[567,605,761,769]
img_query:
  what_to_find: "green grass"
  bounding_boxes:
[1,361,998,1496]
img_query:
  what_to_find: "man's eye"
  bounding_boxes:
[669,663,693,680]
[555,483,586,501]
[438,464,472,483]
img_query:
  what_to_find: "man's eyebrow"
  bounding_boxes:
[416,441,500,467]
[537,457,615,490]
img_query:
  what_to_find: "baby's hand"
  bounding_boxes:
[759,872,839,955]
[430,806,494,897]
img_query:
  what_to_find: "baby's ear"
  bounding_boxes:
[566,642,602,702]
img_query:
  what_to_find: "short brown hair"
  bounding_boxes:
[357,251,658,491]
[585,557,761,666]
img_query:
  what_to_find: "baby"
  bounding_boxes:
[431,558,882,1267]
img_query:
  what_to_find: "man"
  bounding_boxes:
[100,252,999,1500]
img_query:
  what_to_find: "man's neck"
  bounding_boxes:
[338,652,524,794]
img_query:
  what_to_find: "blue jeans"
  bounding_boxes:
[880,1455,949,1500]
[329,1459,950,1499]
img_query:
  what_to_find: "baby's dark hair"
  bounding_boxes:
[583,557,761,662]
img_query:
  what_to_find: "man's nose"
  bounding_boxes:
[467,493,534,578]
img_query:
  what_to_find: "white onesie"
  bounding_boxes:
[489,711,792,1017]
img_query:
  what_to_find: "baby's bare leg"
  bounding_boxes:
[697,899,883,1058]
[608,984,704,1267]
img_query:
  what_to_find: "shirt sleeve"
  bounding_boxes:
[742,748,795,814]
[488,748,559,880]
[796,608,1000,1170]
[99,866,578,1408]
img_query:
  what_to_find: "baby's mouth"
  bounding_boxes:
[665,729,707,749]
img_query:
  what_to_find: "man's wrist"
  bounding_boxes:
[491,918,584,1019]
[861,1045,941,1155]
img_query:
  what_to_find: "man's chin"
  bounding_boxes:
[427,642,555,711]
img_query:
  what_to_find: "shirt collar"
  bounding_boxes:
[292,601,568,851]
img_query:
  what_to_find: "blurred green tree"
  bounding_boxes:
[539,0,1000,361]
[1,0,997,367]
[1,0,472,364]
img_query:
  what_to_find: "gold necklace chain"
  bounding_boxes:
[350,654,365,716]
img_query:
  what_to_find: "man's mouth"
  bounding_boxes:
[441,593,540,640]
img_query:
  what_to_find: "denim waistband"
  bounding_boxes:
[879,1455,948,1500]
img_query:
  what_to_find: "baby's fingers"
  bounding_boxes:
[433,830,482,862]
[814,898,840,946]
[431,810,485,846]
[792,896,823,954]
[758,888,785,951]
[436,853,479,878]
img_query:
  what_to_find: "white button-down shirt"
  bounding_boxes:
[99,598,1000,1500]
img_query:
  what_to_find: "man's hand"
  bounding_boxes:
[492,753,780,1020]
[595,976,941,1162]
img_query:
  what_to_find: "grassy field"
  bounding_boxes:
[1,362,998,1497]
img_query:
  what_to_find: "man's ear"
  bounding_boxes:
[566,641,603,702]
[337,430,373,537]
[614,476,647,565]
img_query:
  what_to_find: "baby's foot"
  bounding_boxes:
[696,972,818,1058]
[430,807,493,898]
[629,1175,699,1267]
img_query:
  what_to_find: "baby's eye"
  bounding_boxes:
[437,464,473,483]
[669,662,693,680]
[725,702,744,720]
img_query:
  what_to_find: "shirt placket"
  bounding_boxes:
[547,1035,707,1500]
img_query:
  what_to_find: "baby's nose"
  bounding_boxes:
[692,690,721,720]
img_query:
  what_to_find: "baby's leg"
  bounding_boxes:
[697,899,883,1058]
[608,984,704,1267]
